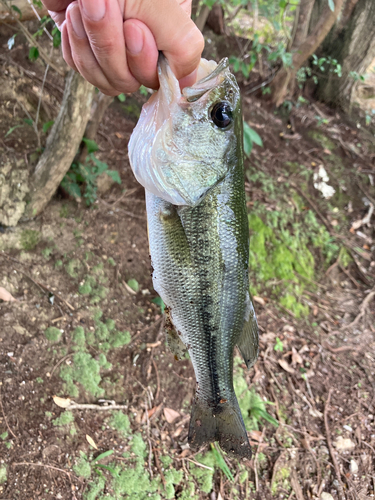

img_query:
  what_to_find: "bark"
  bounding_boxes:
[206,4,225,35]
[78,92,113,165]
[195,5,211,32]
[24,71,95,219]
[290,0,315,50]
[270,0,344,106]
[315,0,375,110]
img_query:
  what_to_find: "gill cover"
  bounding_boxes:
[128,56,239,206]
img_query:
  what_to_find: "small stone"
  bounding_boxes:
[335,436,355,451]
[321,493,334,500]
[350,459,358,474]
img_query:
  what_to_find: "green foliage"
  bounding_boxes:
[43,120,54,133]
[243,121,263,156]
[234,358,278,430]
[274,337,283,352]
[127,279,139,292]
[188,451,215,493]
[20,229,40,250]
[28,46,39,62]
[0,431,8,440]
[211,444,234,481]
[61,149,121,207]
[60,352,104,397]
[45,326,62,342]
[151,296,165,314]
[65,258,82,278]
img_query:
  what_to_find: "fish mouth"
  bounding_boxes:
[158,53,229,104]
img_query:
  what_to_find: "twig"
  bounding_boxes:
[174,457,214,471]
[13,462,79,481]
[35,55,50,137]
[152,359,161,403]
[290,182,331,232]
[50,353,73,377]
[0,386,18,441]
[322,341,360,353]
[324,389,346,499]
[342,289,375,330]
[62,401,128,411]
[26,0,53,41]
[254,427,265,491]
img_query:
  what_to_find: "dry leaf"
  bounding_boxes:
[163,407,180,424]
[249,430,263,442]
[260,332,276,343]
[52,395,72,408]
[217,494,224,500]
[123,282,137,295]
[0,287,16,302]
[115,132,124,139]
[86,434,98,450]
[253,296,265,306]
[278,359,295,374]
[291,347,303,366]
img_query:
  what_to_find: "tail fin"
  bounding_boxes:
[188,398,252,459]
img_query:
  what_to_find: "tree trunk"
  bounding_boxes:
[78,92,113,164]
[195,5,211,32]
[206,4,225,35]
[270,0,344,106]
[290,0,315,50]
[24,71,95,219]
[315,0,375,111]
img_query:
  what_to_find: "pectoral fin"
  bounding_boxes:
[237,295,259,369]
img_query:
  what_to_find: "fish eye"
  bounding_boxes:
[210,102,233,129]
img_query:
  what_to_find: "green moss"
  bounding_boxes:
[53,410,74,427]
[55,259,63,269]
[73,455,92,479]
[111,330,131,348]
[308,130,336,151]
[42,247,53,259]
[65,259,82,278]
[84,478,105,500]
[189,451,215,494]
[20,229,40,250]
[0,465,7,484]
[109,411,130,437]
[45,327,62,342]
[127,279,139,292]
[271,466,291,495]
[108,258,116,267]
[112,462,161,499]
[98,353,111,370]
[106,319,116,332]
[72,326,86,347]
[60,352,103,397]
[79,282,92,295]
[164,468,183,499]
[0,431,8,440]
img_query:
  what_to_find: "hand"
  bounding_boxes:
[43,0,204,95]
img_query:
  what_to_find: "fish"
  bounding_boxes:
[128,55,259,459]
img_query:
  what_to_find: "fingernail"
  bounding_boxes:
[69,5,86,38]
[80,0,106,21]
[125,23,144,55]
[179,69,197,90]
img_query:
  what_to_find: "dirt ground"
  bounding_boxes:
[0,21,375,500]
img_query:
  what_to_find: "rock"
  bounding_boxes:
[321,494,334,500]
[350,459,358,474]
[334,436,355,451]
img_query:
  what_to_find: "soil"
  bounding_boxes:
[0,21,375,500]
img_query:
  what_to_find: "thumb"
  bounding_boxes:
[127,0,204,82]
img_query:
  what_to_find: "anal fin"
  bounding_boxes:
[237,294,259,369]
[165,307,187,360]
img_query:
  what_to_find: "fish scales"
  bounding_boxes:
[129,55,259,459]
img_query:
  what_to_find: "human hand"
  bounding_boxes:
[42,0,204,95]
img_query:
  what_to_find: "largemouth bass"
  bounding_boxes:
[128,55,259,459]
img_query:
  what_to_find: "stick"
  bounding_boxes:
[13,462,79,481]
[342,289,375,330]
[324,389,346,499]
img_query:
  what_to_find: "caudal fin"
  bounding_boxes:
[188,398,252,459]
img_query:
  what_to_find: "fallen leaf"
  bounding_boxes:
[163,407,180,424]
[0,287,16,302]
[86,434,98,450]
[253,296,265,306]
[291,347,303,366]
[115,132,124,138]
[260,332,276,343]
[248,430,263,442]
[323,148,332,155]
[52,395,72,408]
[278,359,295,374]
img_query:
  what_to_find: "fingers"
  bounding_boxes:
[42,0,72,11]
[123,19,159,89]
[127,0,204,83]
[61,20,78,71]
[48,9,66,27]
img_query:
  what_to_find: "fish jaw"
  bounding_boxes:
[128,56,241,207]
